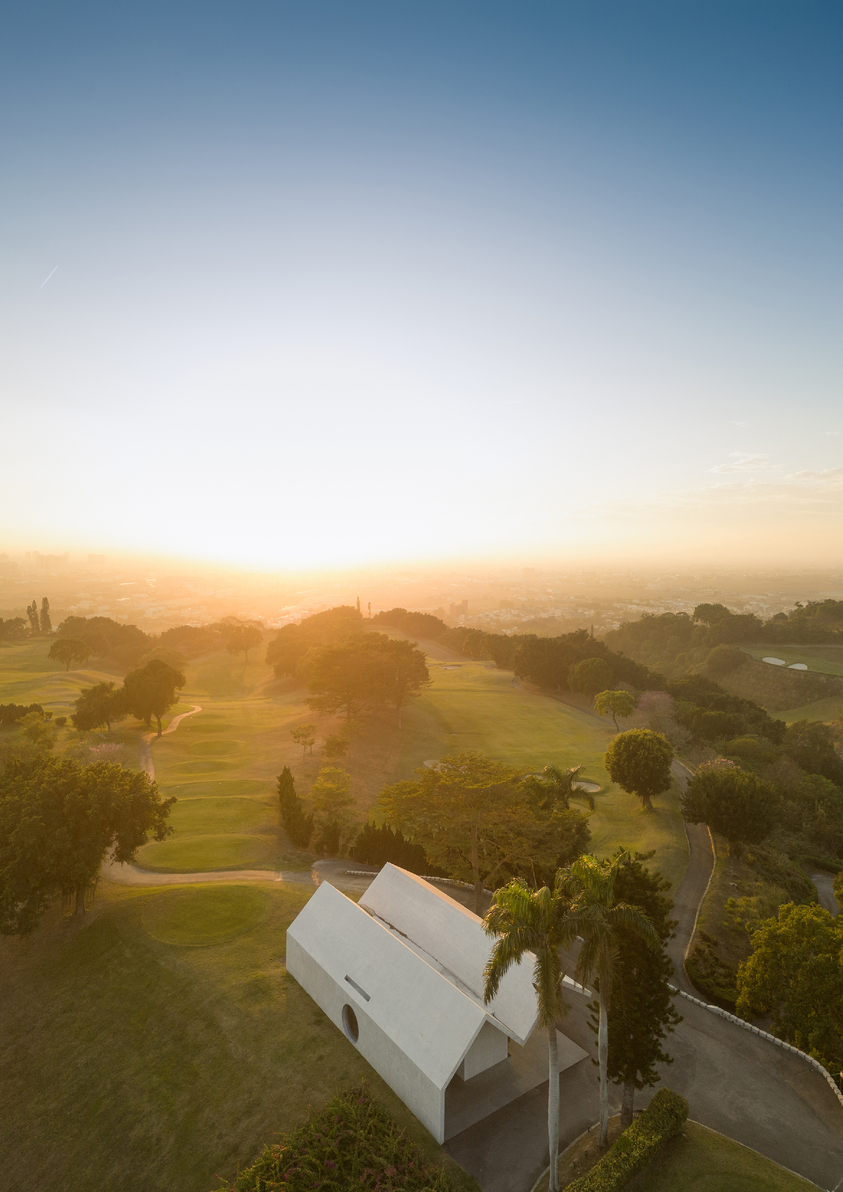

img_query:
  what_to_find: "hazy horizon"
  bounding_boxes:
[2,2,841,571]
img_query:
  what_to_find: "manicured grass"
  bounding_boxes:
[136,833,277,872]
[165,779,268,799]
[777,694,842,724]
[742,644,843,676]
[1,640,688,889]
[411,662,688,890]
[639,1120,816,1190]
[0,881,477,1192]
[166,796,276,837]
[141,885,270,945]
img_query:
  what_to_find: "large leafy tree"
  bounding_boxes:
[737,902,843,1070]
[567,854,659,1147]
[588,851,682,1127]
[122,659,186,736]
[0,755,174,934]
[72,682,125,733]
[380,752,580,913]
[604,728,674,811]
[380,637,431,727]
[682,759,774,855]
[593,690,636,731]
[223,621,263,662]
[483,874,575,1192]
[48,637,92,672]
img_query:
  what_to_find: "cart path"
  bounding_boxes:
[138,704,203,779]
[666,759,715,992]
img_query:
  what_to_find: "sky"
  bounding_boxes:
[2,1,841,571]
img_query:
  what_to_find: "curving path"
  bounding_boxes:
[104,707,358,890]
[137,704,203,780]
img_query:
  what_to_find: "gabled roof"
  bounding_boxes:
[360,865,538,1046]
[287,880,489,1089]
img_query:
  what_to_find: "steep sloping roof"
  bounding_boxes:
[287,880,489,1089]
[360,864,539,1046]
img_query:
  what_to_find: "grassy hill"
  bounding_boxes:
[0,881,477,1192]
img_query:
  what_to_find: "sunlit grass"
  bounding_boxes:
[141,884,270,945]
[0,881,477,1192]
[742,644,843,676]
[136,833,277,872]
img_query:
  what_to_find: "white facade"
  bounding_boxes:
[285,864,542,1142]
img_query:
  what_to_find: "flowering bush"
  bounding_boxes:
[216,1087,460,1192]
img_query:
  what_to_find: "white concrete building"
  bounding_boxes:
[286,864,586,1142]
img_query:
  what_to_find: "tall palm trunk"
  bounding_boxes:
[598,989,609,1147]
[547,1023,560,1192]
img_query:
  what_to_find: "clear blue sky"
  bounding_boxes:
[2,2,841,568]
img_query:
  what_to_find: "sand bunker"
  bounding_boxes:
[762,657,786,666]
[788,662,808,670]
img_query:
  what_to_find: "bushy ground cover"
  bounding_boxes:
[219,1086,463,1192]
[0,880,476,1192]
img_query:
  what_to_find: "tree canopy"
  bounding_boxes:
[48,637,92,672]
[682,759,774,854]
[736,902,843,1071]
[594,689,636,730]
[310,766,356,855]
[122,659,186,736]
[589,851,681,1126]
[221,620,263,662]
[568,657,613,698]
[72,681,126,734]
[380,751,589,912]
[0,755,174,934]
[604,729,674,811]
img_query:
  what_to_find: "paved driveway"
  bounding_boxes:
[446,988,843,1192]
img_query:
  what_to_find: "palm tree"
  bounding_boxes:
[483,873,575,1192]
[567,853,659,1147]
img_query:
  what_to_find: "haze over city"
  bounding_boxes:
[2,1,842,572]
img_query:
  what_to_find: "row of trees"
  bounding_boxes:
[72,659,186,736]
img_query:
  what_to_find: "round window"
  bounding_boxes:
[342,1003,359,1044]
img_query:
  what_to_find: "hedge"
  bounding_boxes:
[564,1088,689,1191]
[216,1086,461,1192]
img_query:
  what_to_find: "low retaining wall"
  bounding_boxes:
[669,983,843,1111]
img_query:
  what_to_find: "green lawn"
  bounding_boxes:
[742,644,843,677]
[0,882,476,1192]
[639,1121,816,1190]
[1,639,688,889]
[409,661,688,890]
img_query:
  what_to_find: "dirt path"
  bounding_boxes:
[138,704,203,779]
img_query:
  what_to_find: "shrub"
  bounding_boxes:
[565,1088,689,1191]
[217,1086,461,1192]
[54,716,67,727]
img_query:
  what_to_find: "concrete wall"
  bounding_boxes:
[287,934,447,1142]
[457,1019,509,1081]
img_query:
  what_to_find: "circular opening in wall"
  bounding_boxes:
[342,1004,359,1044]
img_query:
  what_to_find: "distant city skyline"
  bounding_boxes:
[2,2,841,568]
